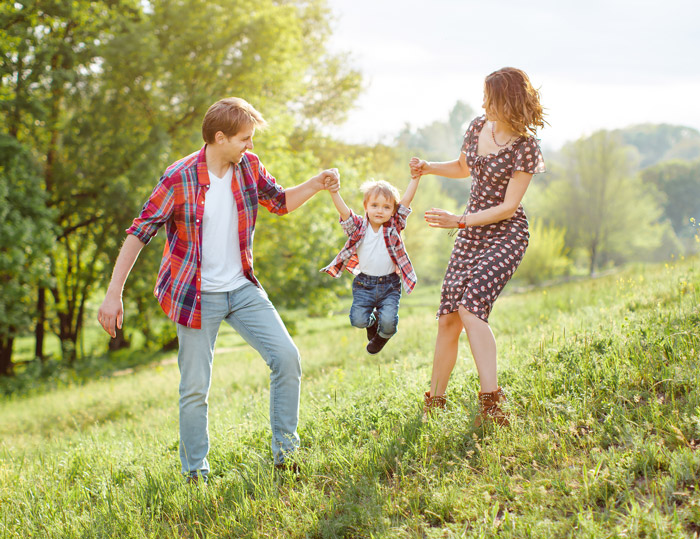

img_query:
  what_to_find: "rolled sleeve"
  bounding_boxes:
[125,176,175,244]
[393,203,412,232]
[257,160,288,215]
[341,211,364,238]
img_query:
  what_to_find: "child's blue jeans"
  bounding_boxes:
[349,272,402,338]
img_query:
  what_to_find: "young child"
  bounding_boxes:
[321,176,420,354]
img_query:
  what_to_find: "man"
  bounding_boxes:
[98,97,339,482]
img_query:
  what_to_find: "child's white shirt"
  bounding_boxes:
[356,225,396,276]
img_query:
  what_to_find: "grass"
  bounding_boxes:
[1,258,699,537]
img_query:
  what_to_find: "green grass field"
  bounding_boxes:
[1,258,699,538]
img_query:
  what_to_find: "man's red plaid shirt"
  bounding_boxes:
[126,146,287,329]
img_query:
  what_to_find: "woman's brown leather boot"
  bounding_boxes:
[474,387,510,427]
[422,391,447,421]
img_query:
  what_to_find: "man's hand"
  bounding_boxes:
[409,157,428,179]
[98,293,124,338]
[319,168,340,193]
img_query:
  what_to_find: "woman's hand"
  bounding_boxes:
[409,157,428,179]
[424,208,461,228]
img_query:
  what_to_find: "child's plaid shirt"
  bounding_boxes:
[321,203,417,293]
[126,146,287,329]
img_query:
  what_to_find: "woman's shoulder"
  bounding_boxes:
[466,115,486,134]
[520,133,543,151]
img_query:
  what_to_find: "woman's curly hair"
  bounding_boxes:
[484,67,546,137]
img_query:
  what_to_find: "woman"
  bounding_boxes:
[410,67,546,426]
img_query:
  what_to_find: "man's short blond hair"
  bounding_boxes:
[361,180,400,213]
[201,97,267,143]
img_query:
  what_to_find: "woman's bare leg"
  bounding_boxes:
[458,306,498,393]
[429,312,463,396]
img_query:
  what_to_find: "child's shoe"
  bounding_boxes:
[366,318,378,341]
[366,334,389,354]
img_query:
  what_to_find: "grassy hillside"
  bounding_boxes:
[1,258,699,538]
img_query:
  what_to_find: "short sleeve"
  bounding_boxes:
[125,174,175,245]
[513,138,546,175]
[461,116,482,155]
[256,159,288,215]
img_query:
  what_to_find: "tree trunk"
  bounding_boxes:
[57,312,77,365]
[0,337,14,377]
[35,286,46,361]
[589,240,598,276]
[108,327,131,351]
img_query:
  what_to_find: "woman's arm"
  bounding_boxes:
[424,171,533,228]
[410,151,471,179]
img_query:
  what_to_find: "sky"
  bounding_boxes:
[324,0,700,151]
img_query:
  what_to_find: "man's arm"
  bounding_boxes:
[97,234,146,338]
[284,169,340,212]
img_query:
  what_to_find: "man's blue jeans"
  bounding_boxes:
[349,272,402,338]
[176,283,301,478]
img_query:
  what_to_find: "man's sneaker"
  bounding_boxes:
[275,460,301,476]
[186,473,207,486]
[366,335,390,354]
[366,318,378,341]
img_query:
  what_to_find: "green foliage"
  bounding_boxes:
[515,218,572,285]
[0,136,54,372]
[533,131,672,274]
[397,100,475,204]
[1,258,699,536]
[641,159,700,240]
[614,124,700,168]
[1,0,363,361]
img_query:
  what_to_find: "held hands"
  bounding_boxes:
[424,208,460,229]
[97,293,123,338]
[319,168,340,193]
[409,157,428,179]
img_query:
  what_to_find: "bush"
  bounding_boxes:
[516,218,573,284]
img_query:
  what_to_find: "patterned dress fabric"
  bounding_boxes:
[438,115,545,321]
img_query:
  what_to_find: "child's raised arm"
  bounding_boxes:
[330,190,352,221]
[399,176,421,208]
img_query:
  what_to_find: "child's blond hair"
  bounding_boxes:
[360,180,400,213]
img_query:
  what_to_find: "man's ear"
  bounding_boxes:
[214,131,226,144]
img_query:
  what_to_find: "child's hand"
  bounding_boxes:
[409,157,427,179]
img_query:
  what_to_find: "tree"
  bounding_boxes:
[2,0,362,362]
[0,136,54,375]
[640,159,700,238]
[396,101,475,205]
[614,124,700,169]
[1,0,142,362]
[514,219,571,285]
[531,131,668,274]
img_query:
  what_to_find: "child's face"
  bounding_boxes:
[364,193,395,228]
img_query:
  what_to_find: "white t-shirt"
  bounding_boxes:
[356,225,396,276]
[200,165,249,292]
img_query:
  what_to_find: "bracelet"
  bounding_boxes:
[457,219,466,229]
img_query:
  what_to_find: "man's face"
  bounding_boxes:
[220,124,255,163]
